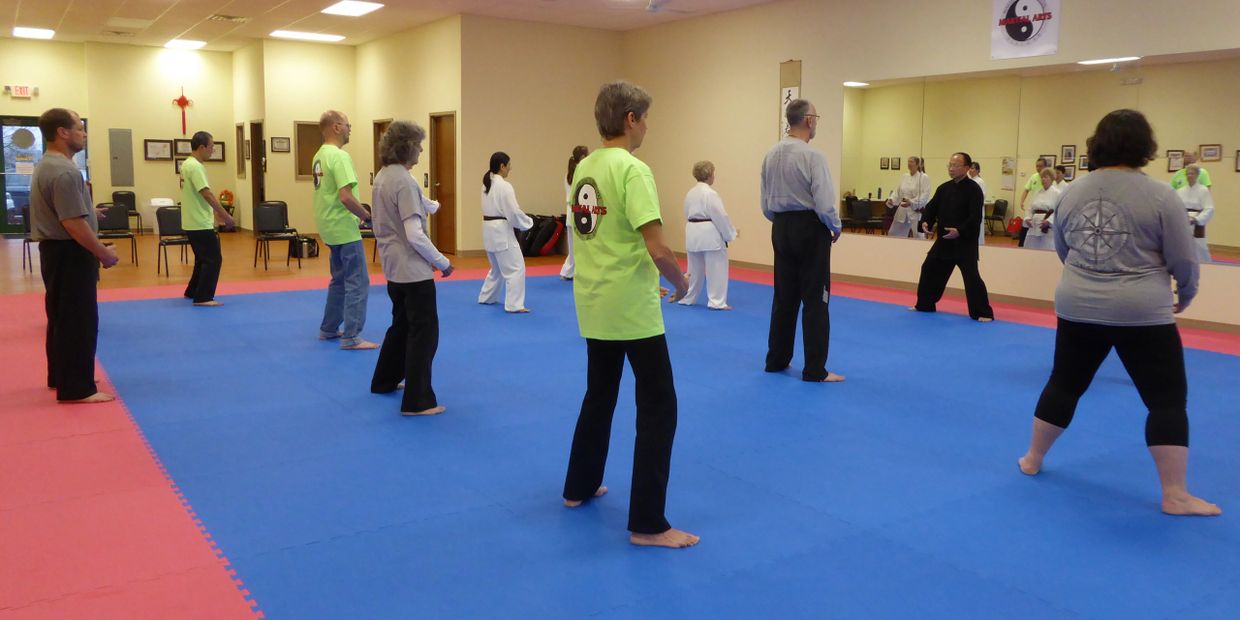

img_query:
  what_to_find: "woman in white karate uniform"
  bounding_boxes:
[559,145,589,280]
[1175,164,1214,263]
[478,151,534,312]
[679,160,737,310]
[886,156,932,239]
[1023,167,1061,251]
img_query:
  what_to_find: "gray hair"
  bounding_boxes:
[319,109,347,131]
[378,120,426,166]
[595,81,652,140]
[786,99,813,127]
[692,160,715,182]
[1185,163,1201,173]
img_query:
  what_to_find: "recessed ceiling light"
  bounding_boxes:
[270,30,346,42]
[842,81,870,88]
[321,1,384,17]
[1077,56,1141,65]
[13,27,55,40]
[165,39,206,50]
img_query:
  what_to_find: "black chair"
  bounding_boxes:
[96,202,138,265]
[113,190,141,235]
[21,206,35,273]
[359,203,377,263]
[986,199,1009,236]
[253,202,301,270]
[843,196,865,233]
[155,206,189,276]
[846,198,882,234]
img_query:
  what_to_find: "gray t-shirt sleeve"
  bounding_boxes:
[51,170,91,222]
[1158,188,1200,304]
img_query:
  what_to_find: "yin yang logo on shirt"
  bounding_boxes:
[312,160,323,190]
[572,178,606,239]
[1001,0,1050,43]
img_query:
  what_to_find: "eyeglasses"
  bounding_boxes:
[804,114,821,119]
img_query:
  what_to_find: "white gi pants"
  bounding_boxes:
[559,229,575,278]
[678,249,730,309]
[478,246,527,311]
[888,212,924,239]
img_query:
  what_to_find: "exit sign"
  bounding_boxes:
[7,85,33,98]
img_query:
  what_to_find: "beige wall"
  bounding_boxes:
[0,39,87,117]
[231,43,265,230]
[459,15,623,253]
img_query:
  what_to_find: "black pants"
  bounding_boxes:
[1017,226,1029,247]
[371,280,439,412]
[766,211,833,381]
[185,230,222,303]
[564,335,677,534]
[39,240,100,401]
[914,251,994,320]
[1035,318,1189,446]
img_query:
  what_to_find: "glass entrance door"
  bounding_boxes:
[1,116,90,236]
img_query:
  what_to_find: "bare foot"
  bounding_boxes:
[396,381,405,390]
[319,331,342,340]
[402,405,445,417]
[60,391,115,404]
[1018,453,1042,475]
[192,300,222,307]
[710,305,733,311]
[906,306,917,311]
[341,340,379,350]
[630,528,700,549]
[564,486,608,507]
[819,372,845,382]
[507,308,531,314]
[1162,493,1222,516]
[976,317,994,323]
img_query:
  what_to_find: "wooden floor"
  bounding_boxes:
[0,232,565,296]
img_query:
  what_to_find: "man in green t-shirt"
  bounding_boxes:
[180,131,236,306]
[561,81,697,550]
[313,110,376,350]
[1017,157,1048,246]
[1170,151,1212,190]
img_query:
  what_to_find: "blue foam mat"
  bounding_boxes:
[97,276,1240,619]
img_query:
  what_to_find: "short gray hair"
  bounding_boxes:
[378,120,426,166]
[595,81,652,140]
[692,160,714,182]
[1185,163,1201,173]
[786,99,812,127]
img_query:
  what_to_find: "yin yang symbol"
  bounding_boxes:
[1004,0,1046,42]
[573,179,604,238]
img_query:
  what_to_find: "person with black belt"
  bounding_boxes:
[679,160,737,310]
[477,152,533,313]
[29,108,119,403]
[180,131,236,305]
[910,152,994,322]
[760,98,845,382]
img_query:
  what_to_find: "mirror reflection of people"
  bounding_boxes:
[1176,164,1214,263]
[1022,168,1061,251]
[369,120,454,417]
[477,152,533,313]
[679,160,737,310]
[886,156,931,239]
[910,152,994,322]
[1017,157,1049,247]
[559,145,589,281]
[1169,151,1212,190]
[1018,109,1219,517]
[968,162,987,245]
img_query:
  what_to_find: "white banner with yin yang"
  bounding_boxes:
[991,0,1060,60]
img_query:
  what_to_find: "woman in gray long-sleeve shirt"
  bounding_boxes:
[1017,109,1220,517]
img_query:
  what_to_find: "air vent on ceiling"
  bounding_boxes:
[208,14,251,24]
[101,30,137,37]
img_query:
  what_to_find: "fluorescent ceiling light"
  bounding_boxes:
[270,30,346,42]
[842,81,870,88]
[321,1,384,17]
[165,39,206,49]
[1077,56,1141,65]
[13,27,55,39]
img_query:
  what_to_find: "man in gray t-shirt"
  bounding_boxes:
[30,108,117,403]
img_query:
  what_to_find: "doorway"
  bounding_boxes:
[428,113,456,254]
[372,119,392,179]
[249,121,265,209]
[2,115,89,236]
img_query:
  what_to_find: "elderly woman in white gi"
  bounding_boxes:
[1023,167,1061,251]
[478,151,533,313]
[1176,164,1214,263]
[679,160,737,310]
[886,156,932,239]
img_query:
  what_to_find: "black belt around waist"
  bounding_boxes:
[687,218,713,223]
[483,215,506,221]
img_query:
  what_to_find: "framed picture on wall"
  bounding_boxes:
[1061,145,1076,164]
[174,157,187,175]
[1077,155,1089,172]
[271,136,292,153]
[891,156,901,170]
[1200,144,1222,162]
[144,139,173,161]
[880,157,890,170]
[1061,165,1076,181]
[1167,150,1185,172]
[208,141,226,162]
[174,139,192,156]
[1039,154,1057,168]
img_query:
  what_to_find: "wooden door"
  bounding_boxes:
[372,119,391,177]
[249,121,265,205]
[429,113,456,254]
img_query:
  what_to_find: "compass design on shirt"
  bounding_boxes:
[1063,195,1131,264]
[572,178,606,240]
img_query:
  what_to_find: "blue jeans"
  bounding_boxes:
[320,240,370,346]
